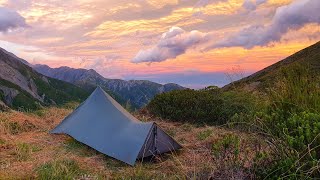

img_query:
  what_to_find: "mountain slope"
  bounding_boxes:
[224,41,320,91]
[0,48,89,110]
[33,65,185,109]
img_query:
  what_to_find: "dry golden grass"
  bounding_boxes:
[0,107,267,179]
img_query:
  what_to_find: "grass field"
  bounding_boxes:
[0,107,267,179]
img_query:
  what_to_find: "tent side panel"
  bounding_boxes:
[137,124,156,159]
[155,125,182,154]
[137,124,182,159]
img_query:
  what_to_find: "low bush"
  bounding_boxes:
[147,89,258,125]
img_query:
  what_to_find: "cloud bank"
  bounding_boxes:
[208,0,320,49]
[0,7,28,33]
[242,0,267,11]
[132,27,208,63]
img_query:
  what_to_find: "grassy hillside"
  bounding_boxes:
[33,76,89,106]
[225,41,320,91]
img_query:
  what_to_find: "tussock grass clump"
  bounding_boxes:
[212,134,240,157]
[36,159,86,180]
[5,121,22,135]
[10,142,41,162]
[0,111,41,135]
[13,142,32,161]
[0,138,5,145]
[64,138,98,157]
[0,117,36,135]
[197,129,213,140]
[0,118,37,135]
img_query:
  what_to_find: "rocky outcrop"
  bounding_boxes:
[0,85,19,106]
[0,49,42,101]
[0,100,9,111]
[0,47,90,110]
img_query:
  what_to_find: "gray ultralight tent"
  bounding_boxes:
[51,87,182,165]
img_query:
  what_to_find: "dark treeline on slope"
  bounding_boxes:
[146,41,320,178]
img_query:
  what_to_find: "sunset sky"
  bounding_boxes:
[0,0,319,88]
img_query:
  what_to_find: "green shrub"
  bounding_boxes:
[265,112,320,152]
[148,89,257,125]
[252,63,320,178]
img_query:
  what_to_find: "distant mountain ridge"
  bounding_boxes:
[33,64,185,109]
[0,47,89,111]
[223,41,320,91]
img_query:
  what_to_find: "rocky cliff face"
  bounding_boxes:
[34,65,185,108]
[0,85,19,106]
[0,48,43,101]
[0,48,89,110]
